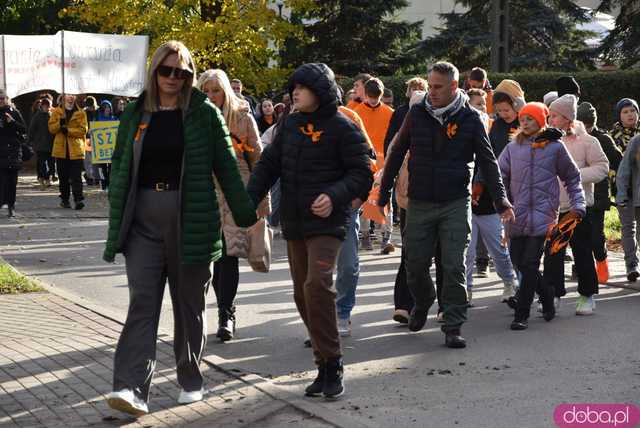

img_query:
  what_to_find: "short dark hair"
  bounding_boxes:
[492,91,514,107]
[354,73,373,84]
[364,78,384,98]
[469,67,487,82]
[383,88,393,97]
[467,88,487,99]
[40,98,51,107]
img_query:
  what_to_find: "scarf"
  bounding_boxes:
[611,122,640,152]
[424,89,468,125]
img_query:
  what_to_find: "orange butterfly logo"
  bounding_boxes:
[230,134,254,154]
[446,123,458,139]
[134,123,148,143]
[531,139,549,149]
[300,123,323,143]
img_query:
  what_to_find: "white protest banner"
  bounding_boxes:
[2,33,62,98]
[63,31,148,97]
[0,31,148,98]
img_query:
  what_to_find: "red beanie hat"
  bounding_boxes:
[519,102,549,129]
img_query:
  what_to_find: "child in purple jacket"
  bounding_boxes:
[498,102,585,330]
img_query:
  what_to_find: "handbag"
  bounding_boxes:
[247,218,273,273]
[21,143,34,162]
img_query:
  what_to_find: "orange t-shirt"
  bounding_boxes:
[338,106,377,172]
[346,99,361,111]
[353,102,394,166]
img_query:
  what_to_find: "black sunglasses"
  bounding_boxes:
[157,65,193,80]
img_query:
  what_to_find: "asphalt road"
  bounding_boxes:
[2,177,639,427]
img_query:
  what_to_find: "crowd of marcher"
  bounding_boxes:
[1,40,639,416]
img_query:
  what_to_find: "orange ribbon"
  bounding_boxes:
[446,123,458,139]
[300,123,323,143]
[134,123,148,143]
[531,139,549,149]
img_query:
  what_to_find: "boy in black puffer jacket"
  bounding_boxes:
[247,63,373,400]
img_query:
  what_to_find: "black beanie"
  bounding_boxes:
[577,102,597,126]
[556,76,581,98]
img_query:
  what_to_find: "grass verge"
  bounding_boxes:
[0,261,44,294]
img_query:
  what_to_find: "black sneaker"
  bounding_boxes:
[543,309,555,322]
[60,200,71,209]
[217,308,236,342]
[506,296,518,310]
[444,329,466,348]
[408,307,428,332]
[305,365,325,397]
[303,338,312,348]
[510,319,528,330]
[7,206,15,218]
[323,358,344,400]
[74,201,85,210]
[627,271,639,282]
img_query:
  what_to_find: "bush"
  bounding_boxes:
[338,70,640,129]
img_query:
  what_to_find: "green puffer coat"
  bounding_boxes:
[103,89,258,264]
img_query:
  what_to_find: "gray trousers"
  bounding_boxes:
[113,189,212,402]
[618,203,639,273]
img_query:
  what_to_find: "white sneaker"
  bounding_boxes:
[467,288,473,306]
[575,295,595,316]
[178,388,204,404]
[106,389,149,417]
[554,297,561,310]
[337,318,351,337]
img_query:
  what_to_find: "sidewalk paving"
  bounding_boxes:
[0,292,331,428]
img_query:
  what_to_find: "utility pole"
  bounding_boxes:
[490,0,510,72]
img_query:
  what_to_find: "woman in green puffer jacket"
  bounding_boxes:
[104,41,257,417]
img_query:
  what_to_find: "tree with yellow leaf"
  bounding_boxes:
[64,0,315,94]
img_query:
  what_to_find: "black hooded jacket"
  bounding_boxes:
[0,106,26,170]
[247,63,373,241]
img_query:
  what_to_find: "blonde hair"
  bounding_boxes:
[405,77,428,98]
[144,40,196,113]
[196,69,249,130]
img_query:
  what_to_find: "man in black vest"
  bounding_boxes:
[378,62,514,348]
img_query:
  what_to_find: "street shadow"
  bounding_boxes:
[0,336,268,427]
[204,255,640,384]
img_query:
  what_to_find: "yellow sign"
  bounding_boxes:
[89,121,119,164]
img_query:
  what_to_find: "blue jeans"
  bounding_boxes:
[465,213,517,289]
[336,208,360,320]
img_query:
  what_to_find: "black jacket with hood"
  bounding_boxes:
[0,106,26,170]
[247,63,373,241]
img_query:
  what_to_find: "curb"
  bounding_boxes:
[1,258,369,428]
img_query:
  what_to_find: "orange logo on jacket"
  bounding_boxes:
[134,123,148,143]
[446,123,458,139]
[230,134,254,154]
[531,139,549,149]
[300,123,323,143]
